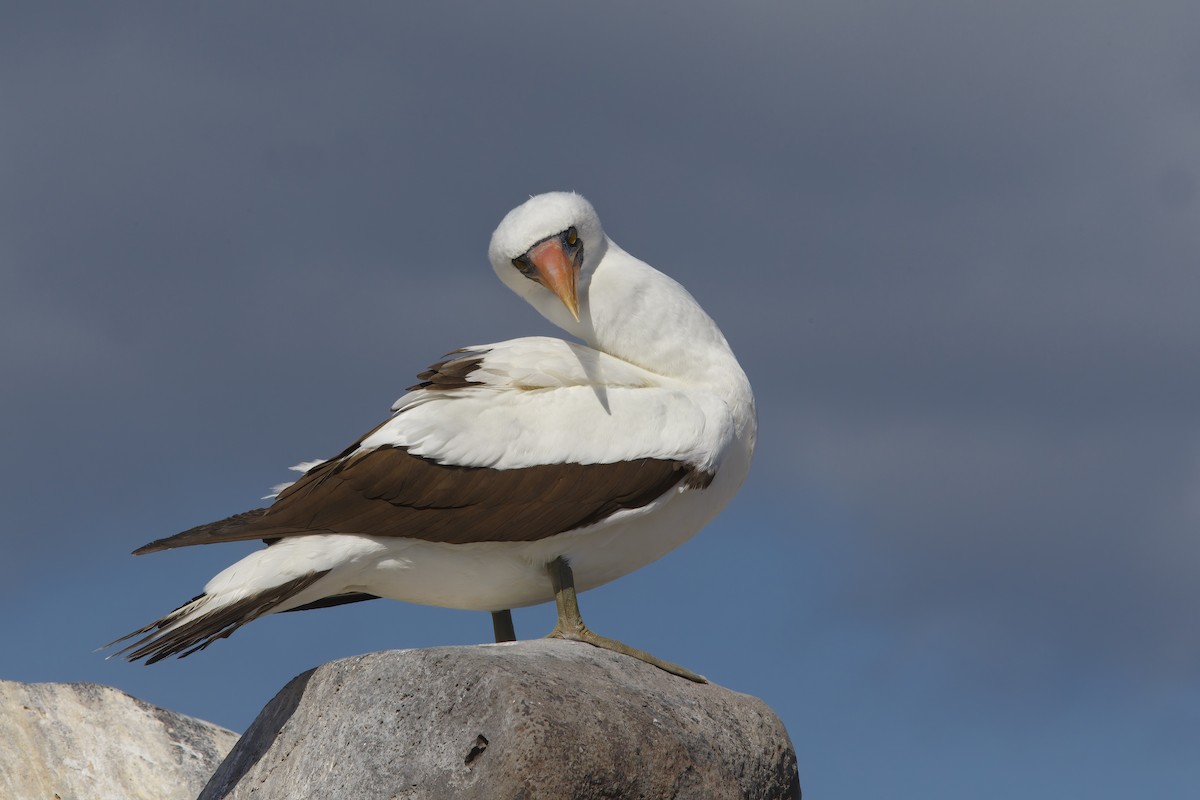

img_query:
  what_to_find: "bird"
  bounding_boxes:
[107,191,757,681]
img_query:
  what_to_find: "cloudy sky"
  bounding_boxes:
[3,2,1198,796]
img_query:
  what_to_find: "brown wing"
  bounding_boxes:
[133,445,709,554]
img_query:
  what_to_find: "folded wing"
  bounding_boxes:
[135,338,729,555]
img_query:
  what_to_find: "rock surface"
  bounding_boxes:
[0,679,239,800]
[201,639,799,800]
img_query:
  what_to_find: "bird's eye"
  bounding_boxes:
[565,227,578,246]
[512,255,534,276]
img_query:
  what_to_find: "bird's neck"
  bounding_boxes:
[577,243,753,406]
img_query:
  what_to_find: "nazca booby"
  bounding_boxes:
[109,192,756,680]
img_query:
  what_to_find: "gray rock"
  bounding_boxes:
[0,679,239,800]
[201,639,799,800]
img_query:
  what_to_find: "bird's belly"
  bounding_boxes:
[346,480,731,611]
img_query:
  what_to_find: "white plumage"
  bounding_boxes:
[373,338,733,471]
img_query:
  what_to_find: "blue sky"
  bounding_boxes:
[2,2,1199,796]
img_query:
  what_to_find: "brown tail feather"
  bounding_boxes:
[106,570,330,664]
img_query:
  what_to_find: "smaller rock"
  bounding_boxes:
[0,679,239,800]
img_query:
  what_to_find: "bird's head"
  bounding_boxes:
[488,192,607,329]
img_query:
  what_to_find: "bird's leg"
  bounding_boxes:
[491,609,516,643]
[545,556,706,683]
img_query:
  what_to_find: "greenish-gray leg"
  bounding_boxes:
[545,556,705,683]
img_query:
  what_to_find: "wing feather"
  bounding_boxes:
[134,446,707,554]
[133,338,729,555]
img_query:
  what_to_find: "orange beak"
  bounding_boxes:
[525,238,581,321]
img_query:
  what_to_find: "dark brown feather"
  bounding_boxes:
[133,446,712,554]
[406,351,487,392]
[283,592,380,613]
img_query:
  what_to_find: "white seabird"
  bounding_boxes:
[110,191,757,680]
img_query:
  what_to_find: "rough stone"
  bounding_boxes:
[201,639,800,799]
[0,679,239,800]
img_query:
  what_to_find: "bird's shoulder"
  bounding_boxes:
[350,337,734,471]
[394,336,658,405]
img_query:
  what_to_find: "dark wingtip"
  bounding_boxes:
[129,507,274,555]
[132,534,178,554]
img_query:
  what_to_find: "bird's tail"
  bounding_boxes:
[105,569,331,664]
